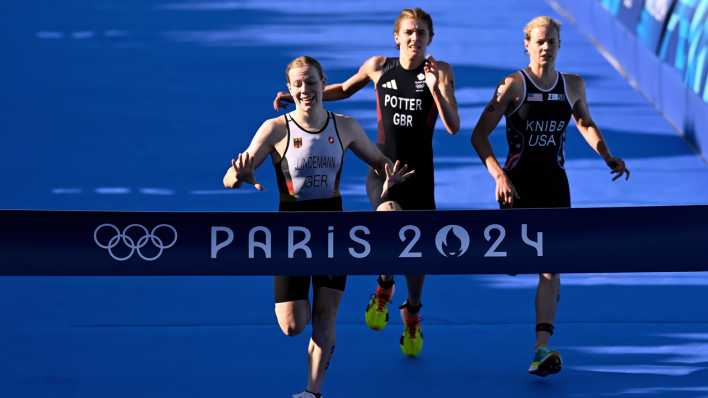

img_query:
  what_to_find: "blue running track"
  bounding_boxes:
[2,1,708,397]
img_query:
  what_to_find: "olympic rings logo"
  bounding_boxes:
[94,224,178,261]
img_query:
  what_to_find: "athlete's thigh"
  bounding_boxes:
[274,275,311,302]
[274,276,311,332]
[274,299,310,334]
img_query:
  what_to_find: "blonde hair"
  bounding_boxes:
[394,7,434,37]
[285,55,325,83]
[523,16,561,41]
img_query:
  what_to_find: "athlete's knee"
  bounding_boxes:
[376,200,402,211]
[275,308,309,336]
[538,273,561,303]
[278,318,307,336]
[540,273,559,282]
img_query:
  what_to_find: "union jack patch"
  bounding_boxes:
[293,137,302,148]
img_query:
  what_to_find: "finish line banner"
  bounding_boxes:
[1,206,707,276]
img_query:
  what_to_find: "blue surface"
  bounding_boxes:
[2,1,708,397]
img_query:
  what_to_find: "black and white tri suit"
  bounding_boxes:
[273,112,346,302]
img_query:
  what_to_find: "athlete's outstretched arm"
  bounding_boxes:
[425,58,460,133]
[567,75,630,181]
[346,118,415,194]
[471,76,520,205]
[222,119,279,189]
[323,56,384,100]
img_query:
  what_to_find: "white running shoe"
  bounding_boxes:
[292,391,320,398]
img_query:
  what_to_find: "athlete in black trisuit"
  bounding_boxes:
[225,56,412,398]
[274,7,460,357]
[471,16,630,377]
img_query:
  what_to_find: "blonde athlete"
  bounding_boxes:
[471,16,629,377]
[274,7,460,358]
[224,56,412,398]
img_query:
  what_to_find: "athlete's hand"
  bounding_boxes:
[495,173,519,206]
[273,91,294,111]
[230,152,264,190]
[381,160,415,197]
[424,55,439,91]
[606,156,630,181]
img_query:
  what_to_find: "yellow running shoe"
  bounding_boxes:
[364,284,394,330]
[399,303,423,357]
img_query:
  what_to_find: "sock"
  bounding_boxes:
[536,323,554,336]
[399,300,422,315]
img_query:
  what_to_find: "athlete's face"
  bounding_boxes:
[287,65,324,112]
[395,18,432,60]
[525,25,560,67]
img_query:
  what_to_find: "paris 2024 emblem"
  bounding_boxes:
[435,225,470,257]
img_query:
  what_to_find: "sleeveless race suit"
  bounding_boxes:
[275,111,344,211]
[273,111,346,301]
[374,57,438,209]
[503,69,573,208]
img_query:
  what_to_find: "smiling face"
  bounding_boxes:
[394,17,432,61]
[525,25,560,67]
[287,64,324,113]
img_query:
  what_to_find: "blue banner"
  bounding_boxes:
[658,0,708,100]
[0,207,707,276]
[602,0,647,29]
[637,0,676,52]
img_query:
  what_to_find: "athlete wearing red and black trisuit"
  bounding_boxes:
[373,57,438,210]
[503,69,573,209]
[274,112,346,302]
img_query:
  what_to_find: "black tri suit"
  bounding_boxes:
[373,57,439,210]
[503,69,574,209]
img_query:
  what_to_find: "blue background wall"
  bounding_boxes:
[555,0,708,156]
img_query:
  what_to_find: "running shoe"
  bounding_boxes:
[399,303,423,357]
[364,284,395,330]
[292,391,320,398]
[528,346,562,377]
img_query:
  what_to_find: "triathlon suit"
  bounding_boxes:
[273,112,346,303]
[503,69,573,209]
[373,57,438,210]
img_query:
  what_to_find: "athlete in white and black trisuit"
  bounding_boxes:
[224,56,412,398]
[471,16,630,378]
[273,7,460,358]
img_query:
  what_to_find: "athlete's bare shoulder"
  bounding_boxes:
[497,72,524,102]
[562,73,584,86]
[563,73,585,90]
[561,73,585,107]
[331,112,365,148]
[361,55,387,75]
[332,112,359,130]
[265,115,286,129]
[259,115,288,142]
